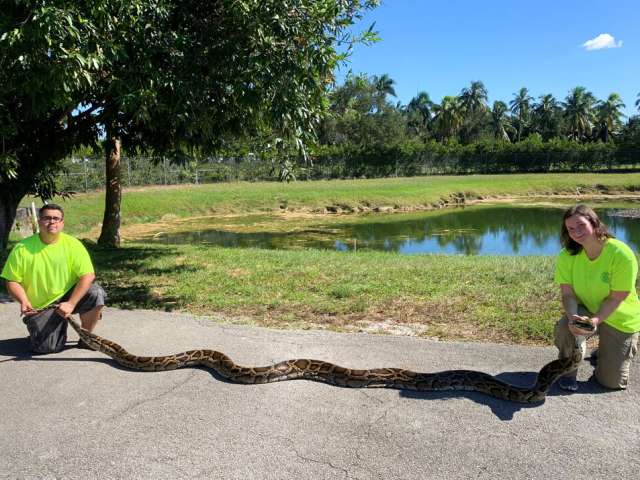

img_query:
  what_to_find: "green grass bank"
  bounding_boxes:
[52,172,640,236]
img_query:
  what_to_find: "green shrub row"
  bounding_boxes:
[307,136,638,178]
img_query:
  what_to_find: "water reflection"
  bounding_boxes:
[150,206,640,256]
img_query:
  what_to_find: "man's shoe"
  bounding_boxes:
[558,376,578,391]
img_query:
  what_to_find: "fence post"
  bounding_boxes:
[83,157,88,192]
[163,156,167,185]
[127,156,132,186]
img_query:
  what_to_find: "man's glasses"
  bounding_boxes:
[39,216,63,223]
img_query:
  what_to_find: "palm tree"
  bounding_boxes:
[509,88,533,142]
[433,96,463,141]
[373,74,397,97]
[459,81,488,115]
[490,101,513,141]
[407,91,435,126]
[372,74,397,112]
[532,94,561,140]
[596,93,626,142]
[458,81,490,143]
[563,86,596,141]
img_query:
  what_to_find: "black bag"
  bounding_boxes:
[23,308,68,354]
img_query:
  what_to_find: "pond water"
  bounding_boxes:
[150,205,640,256]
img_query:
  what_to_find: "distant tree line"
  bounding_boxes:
[308,76,640,177]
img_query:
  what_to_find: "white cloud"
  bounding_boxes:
[582,33,623,50]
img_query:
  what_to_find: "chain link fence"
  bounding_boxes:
[58,154,278,192]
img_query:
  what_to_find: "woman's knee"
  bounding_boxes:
[595,367,629,390]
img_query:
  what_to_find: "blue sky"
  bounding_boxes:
[340,0,639,116]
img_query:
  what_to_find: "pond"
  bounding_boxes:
[148,204,640,256]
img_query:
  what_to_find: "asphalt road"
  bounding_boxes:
[1,301,638,480]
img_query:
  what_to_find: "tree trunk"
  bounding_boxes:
[98,129,122,247]
[517,114,522,142]
[0,189,24,255]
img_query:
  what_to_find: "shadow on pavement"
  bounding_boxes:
[0,337,123,369]
[0,337,31,359]
[399,368,611,421]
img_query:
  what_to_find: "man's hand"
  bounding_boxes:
[21,301,36,316]
[568,314,597,336]
[56,301,76,318]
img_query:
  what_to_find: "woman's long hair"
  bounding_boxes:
[560,204,613,255]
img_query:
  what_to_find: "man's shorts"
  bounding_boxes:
[23,283,107,354]
[58,282,107,315]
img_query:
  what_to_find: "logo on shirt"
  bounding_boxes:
[601,272,610,284]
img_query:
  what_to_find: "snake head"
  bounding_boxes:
[573,316,596,332]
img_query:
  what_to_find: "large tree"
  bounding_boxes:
[1,1,107,252]
[0,0,379,251]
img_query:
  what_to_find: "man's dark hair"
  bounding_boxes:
[39,203,64,219]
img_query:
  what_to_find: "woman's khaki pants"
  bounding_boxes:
[554,309,638,389]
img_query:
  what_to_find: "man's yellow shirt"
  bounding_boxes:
[1,233,94,309]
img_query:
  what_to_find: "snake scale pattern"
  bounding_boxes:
[67,317,584,404]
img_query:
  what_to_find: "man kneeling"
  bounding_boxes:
[1,203,106,353]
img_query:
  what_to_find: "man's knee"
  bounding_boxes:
[74,283,107,315]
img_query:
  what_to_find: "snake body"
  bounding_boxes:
[67,317,584,404]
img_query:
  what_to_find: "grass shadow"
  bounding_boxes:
[86,242,182,311]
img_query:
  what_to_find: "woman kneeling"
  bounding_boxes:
[554,204,639,391]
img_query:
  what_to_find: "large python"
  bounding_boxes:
[66,316,587,404]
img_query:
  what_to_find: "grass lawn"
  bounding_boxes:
[89,242,560,345]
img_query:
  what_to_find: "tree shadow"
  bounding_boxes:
[86,243,182,310]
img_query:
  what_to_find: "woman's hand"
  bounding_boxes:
[568,314,597,336]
